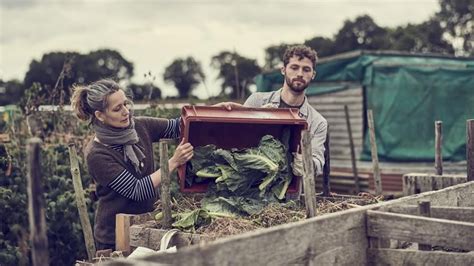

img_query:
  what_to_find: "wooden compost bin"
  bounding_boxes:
[111,179,474,265]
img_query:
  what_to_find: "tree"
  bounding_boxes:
[128,82,161,102]
[263,43,295,70]
[211,51,261,100]
[24,52,79,104]
[0,79,24,105]
[333,15,391,53]
[436,0,473,55]
[23,49,134,104]
[388,20,454,54]
[79,49,134,82]
[304,37,334,58]
[163,57,205,98]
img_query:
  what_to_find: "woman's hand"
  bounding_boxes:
[169,139,194,171]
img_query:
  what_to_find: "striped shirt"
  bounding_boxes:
[108,169,155,201]
[163,117,180,139]
[105,118,179,201]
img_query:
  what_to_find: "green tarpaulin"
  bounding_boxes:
[255,51,474,162]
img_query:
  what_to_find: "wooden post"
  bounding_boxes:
[467,119,474,182]
[302,130,317,218]
[322,130,331,197]
[160,139,173,228]
[367,110,382,195]
[435,121,443,175]
[68,143,96,260]
[115,213,131,254]
[345,105,360,194]
[27,138,49,266]
[418,200,432,251]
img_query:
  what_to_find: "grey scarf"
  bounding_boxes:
[93,115,145,174]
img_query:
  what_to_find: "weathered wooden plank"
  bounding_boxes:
[310,85,362,96]
[27,138,50,266]
[324,117,364,127]
[329,137,363,145]
[116,214,132,254]
[129,212,157,226]
[302,130,317,217]
[311,103,363,112]
[159,140,172,228]
[321,110,363,118]
[367,248,474,266]
[329,145,363,155]
[435,121,443,175]
[432,175,445,191]
[418,175,434,193]
[321,130,331,197]
[403,174,416,196]
[367,210,474,250]
[309,96,363,104]
[316,177,369,187]
[345,105,360,194]
[468,119,474,182]
[130,209,369,265]
[385,205,474,223]
[418,201,432,250]
[399,180,474,207]
[328,124,363,133]
[69,143,96,260]
[402,173,467,196]
[367,110,382,195]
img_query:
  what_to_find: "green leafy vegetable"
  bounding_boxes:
[184,135,294,218]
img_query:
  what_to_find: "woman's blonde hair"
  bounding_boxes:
[70,79,121,122]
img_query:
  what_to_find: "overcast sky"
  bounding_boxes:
[0,0,440,98]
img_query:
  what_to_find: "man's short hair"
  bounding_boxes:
[283,45,318,67]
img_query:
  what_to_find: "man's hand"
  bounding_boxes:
[291,152,304,176]
[212,102,243,111]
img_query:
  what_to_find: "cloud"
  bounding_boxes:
[0,0,439,98]
[0,0,38,9]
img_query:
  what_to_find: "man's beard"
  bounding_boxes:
[285,76,308,93]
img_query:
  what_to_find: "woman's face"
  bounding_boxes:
[95,89,131,128]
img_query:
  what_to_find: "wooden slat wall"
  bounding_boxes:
[367,210,474,250]
[309,86,366,193]
[308,86,364,163]
[128,207,370,265]
[368,249,474,265]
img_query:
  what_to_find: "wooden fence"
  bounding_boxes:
[108,180,474,266]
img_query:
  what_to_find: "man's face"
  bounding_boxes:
[282,56,315,93]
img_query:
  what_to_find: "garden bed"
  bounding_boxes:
[111,179,474,265]
[116,193,382,252]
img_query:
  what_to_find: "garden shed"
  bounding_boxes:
[255,50,474,193]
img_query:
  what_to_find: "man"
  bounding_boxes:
[244,45,327,176]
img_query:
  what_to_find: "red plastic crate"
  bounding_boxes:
[178,105,308,194]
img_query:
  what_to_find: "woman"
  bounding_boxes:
[71,79,195,251]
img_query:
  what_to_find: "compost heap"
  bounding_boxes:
[155,135,297,229]
[154,135,381,238]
